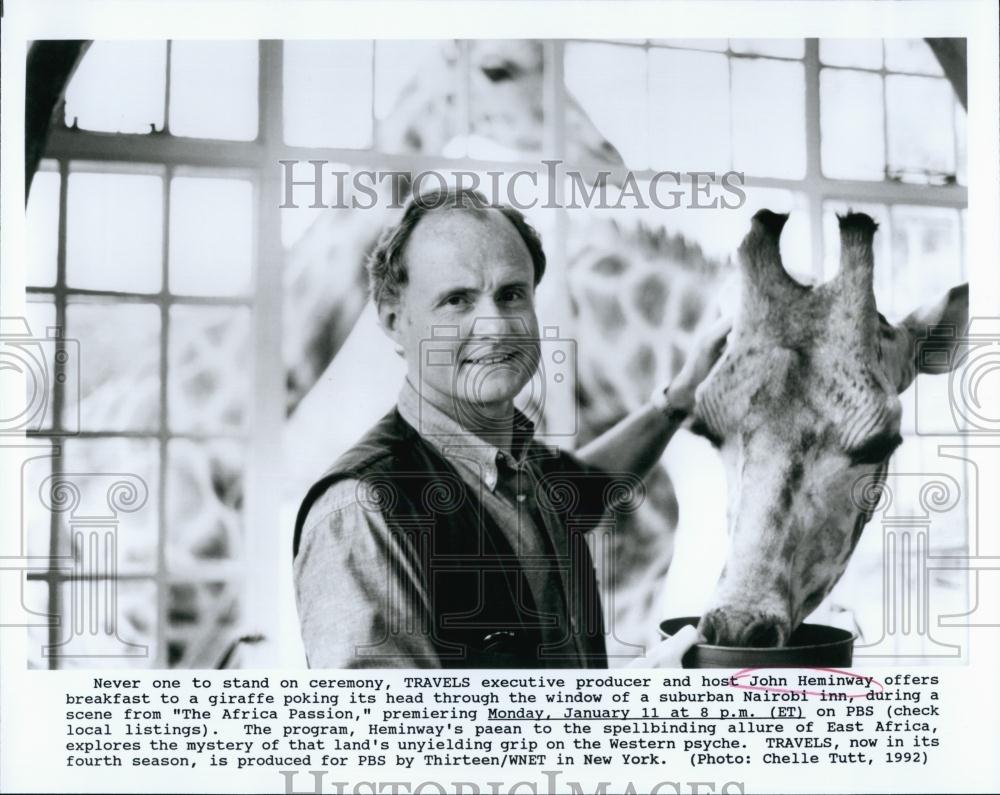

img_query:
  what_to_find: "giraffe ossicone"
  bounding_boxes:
[691,209,968,648]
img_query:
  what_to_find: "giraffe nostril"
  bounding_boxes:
[698,611,725,646]
[741,619,785,649]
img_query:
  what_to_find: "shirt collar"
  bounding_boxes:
[396,379,536,492]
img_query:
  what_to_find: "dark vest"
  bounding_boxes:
[294,408,610,668]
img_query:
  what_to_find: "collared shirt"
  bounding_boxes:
[294,380,589,668]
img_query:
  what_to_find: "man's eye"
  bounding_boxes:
[500,288,526,302]
[445,294,469,307]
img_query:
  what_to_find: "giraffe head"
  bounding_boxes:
[381,40,623,166]
[691,209,968,647]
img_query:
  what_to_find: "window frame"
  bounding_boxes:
[28,38,968,667]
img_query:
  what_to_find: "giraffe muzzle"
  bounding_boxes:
[698,607,790,648]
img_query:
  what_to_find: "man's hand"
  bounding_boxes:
[663,316,732,413]
[626,625,704,668]
[576,315,730,480]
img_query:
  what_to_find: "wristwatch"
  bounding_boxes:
[651,384,691,421]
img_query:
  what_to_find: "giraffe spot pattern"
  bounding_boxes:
[625,344,656,398]
[679,288,705,331]
[592,255,627,276]
[585,292,626,338]
[633,274,668,326]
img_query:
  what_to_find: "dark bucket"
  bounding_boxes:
[659,616,856,669]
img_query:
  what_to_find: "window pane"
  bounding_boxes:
[166,439,244,570]
[23,300,57,432]
[565,43,647,168]
[886,75,956,184]
[169,176,253,296]
[819,39,883,69]
[648,48,731,171]
[887,438,966,552]
[65,302,161,432]
[58,438,161,573]
[168,305,251,433]
[64,41,166,134]
[731,58,805,178]
[374,41,455,155]
[903,369,962,436]
[25,580,51,669]
[279,160,354,250]
[730,39,804,58]
[67,171,163,293]
[884,39,944,75]
[48,580,157,668]
[169,40,259,140]
[889,205,963,319]
[283,40,373,148]
[820,68,885,180]
[374,40,445,122]
[23,443,55,560]
[955,102,967,186]
[650,39,728,52]
[166,581,239,667]
[26,169,60,287]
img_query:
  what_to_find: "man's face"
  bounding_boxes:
[383,208,541,422]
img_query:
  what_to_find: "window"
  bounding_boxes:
[27,38,967,666]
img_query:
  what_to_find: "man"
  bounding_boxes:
[293,187,728,669]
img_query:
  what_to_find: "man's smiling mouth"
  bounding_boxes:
[462,350,519,366]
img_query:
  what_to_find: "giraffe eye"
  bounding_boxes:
[849,432,903,466]
[481,63,517,82]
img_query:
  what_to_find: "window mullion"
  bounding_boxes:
[804,38,826,281]
[155,165,172,669]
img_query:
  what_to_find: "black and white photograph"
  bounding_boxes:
[2,1,999,793]
[19,34,972,668]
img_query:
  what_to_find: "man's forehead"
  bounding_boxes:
[410,207,522,249]
[404,207,533,279]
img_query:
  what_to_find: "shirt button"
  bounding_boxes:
[517,493,526,503]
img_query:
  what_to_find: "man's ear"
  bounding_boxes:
[376,299,406,356]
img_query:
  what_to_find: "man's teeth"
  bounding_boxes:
[466,353,513,364]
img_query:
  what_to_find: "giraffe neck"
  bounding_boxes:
[566,223,730,439]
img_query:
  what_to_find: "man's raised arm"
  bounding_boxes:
[575,317,731,481]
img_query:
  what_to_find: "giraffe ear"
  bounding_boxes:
[887,283,969,391]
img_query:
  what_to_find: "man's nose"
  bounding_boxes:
[469,314,530,337]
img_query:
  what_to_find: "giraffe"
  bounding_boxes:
[687,210,967,646]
